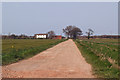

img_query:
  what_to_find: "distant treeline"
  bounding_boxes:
[2,34,35,39]
[78,35,120,39]
[1,34,120,39]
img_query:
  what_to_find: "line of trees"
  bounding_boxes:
[63,25,94,39]
[2,34,34,39]
[2,25,94,39]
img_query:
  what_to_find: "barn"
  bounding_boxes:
[52,35,62,39]
[34,34,48,39]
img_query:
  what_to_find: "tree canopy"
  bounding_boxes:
[63,25,82,39]
[47,30,55,39]
[86,28,94,39]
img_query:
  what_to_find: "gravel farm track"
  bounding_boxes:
[2,39,94,78]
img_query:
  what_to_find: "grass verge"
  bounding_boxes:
[74,39,119,78]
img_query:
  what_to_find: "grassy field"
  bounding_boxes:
[2,39,67,65]
[74,38,120,78]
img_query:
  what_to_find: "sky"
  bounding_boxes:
[1,0,119,2]
[2,2,118,36]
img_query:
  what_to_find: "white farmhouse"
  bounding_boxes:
[35,34,48,39]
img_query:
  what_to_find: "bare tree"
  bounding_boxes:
[63,25,82,39]
[63,25,73,38]
[86,29,94,39]
[47,30,55,39]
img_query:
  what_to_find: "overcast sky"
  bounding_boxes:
[2,2,118,36]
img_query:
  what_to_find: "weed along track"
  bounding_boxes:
[75,39,119,78]
[2,39,94,78]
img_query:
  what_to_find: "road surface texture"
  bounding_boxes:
[2,39,94,78]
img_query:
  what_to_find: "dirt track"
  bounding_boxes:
[2,39,94,78]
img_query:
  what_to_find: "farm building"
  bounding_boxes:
[34,34,48,39]
[52,35,62,39]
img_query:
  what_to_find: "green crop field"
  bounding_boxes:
[2,39,66,65]
[75,39,120,78]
